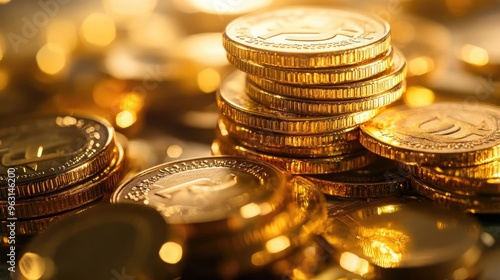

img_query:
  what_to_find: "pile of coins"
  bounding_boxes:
[0,115,127,257]
[360,102,500,213]
[111,156,328,279]
[212,6,409,198]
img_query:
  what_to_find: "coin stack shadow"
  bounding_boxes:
[212,7,409,198]
[0,115,128,259]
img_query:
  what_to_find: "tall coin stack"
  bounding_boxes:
[360,102,500,213]
[213,6,409,198]
[0,115,127,258]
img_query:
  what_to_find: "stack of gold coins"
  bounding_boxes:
[112,156,328,279]
[0,114,127,258]
[360,102,500,213]
[213,6,409,198]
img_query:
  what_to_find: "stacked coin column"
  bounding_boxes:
[213,7,409,198]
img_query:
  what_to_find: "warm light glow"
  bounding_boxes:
[180,33,228,67]
[159,241,183,264]
[185,0,273,15]
[357,227,409,268]
[120,92,144,112]
[0,69,9,92]
[240,202,261,218]
[166,145,183,158]
[197,68,220,93]
[391,20,415,47]
[481,232,495,247]
[104,0,156,16]
[376,205,398,215]
[339,251,370,276]
[259,202,272,215]
[408,56,434,76]
[81,13,116,47]
[265,235,290,254]
[19,252,46,280]
[211,141,221,155]
[36,43,66,75]
[404,86,435,107]
[453,267,470,280]
[128,14,181,49]
[116,110,137,128]
[218,120,229,136]
[0,34,5,61]
[47,20,77,52]
[0,0,11,4]
[460,44,489,66]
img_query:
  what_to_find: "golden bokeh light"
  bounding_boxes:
[159,241,183,264]
[184,0,273,15]
[115,110,137,128]
[19,252,48,280]
[408,56,435,77]
[120,92,144,112]
[339,251,370,276]
[46,20,77,52]
[197,68,220,93]
[166,144,183,158]
[104,0,156,17]
[128,14,182,49]
[460,44,489,67]
[180,33,228,67]
[0,68,9,92]
[265,235,290,254]
[0,0,10,4]
[240,202,261,219]
[80,13,116,47]
[404,86,435,107]
[36,43,67,75]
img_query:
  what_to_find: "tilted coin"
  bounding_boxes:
[360,102,500,167]
[411,176,500,214]
[227,49,393,85]
[306,156,411,198]
[13,204,179,280]
[247,48,406,100]
[403,161,500,195]
[246,78,405,115]
[0,144,126,219]
[111,156,290,234]
[223,7,391,68]
[217,71,380,135]
[212,134,375,175]
[0,115,115,198]
[324,196,485,279]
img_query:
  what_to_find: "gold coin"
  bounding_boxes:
[223,7,391,68]
[217,71,380,135]
[248,48,406,100]
[360,102,500,167]
[411,176,500,214]
[403,161,500,195]
[217,118,364,158]
[212,135,375,175]
[0,115,116,199]
[0,144,126,219]
[247,79,406,115]
[226,49,393,85]
[111,156,290,234]
[306,156,411,198]
[324,196,485,279]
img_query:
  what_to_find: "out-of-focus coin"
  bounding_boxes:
[0,115,115,198]
[306,156,410,198]
[411,176,500,214]
[223,7,391,68]
[13,204,180,280]
[226,50,393,85]
[111,156,290,234]
[247,49,406,100]
[217,71,380,135]
[0,144,126,219]
[324,196,485,279]
[360,102,500,167]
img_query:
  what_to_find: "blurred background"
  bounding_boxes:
[0,0,499,170]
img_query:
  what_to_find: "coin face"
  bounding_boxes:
[0,115,115,189]
[112,157,287,224]
[360,103,500,166]
[223,7,391,68]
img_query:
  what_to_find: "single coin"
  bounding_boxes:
[247,48,406,100]
[0,144,126,219]
[247,79,405,115]
[360,102,500,167]
[223,6,391,68]
[111,156,290,234]
[324,196,485,279]
[226,49,393,85]
[306,156,411,198]
[13,204,178,280]
[212,136,375,175]
[403,161,500,195]
[217,71,380,135]
[0,115,115,199]
[217,118,364,157]
[411,176,500,214]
